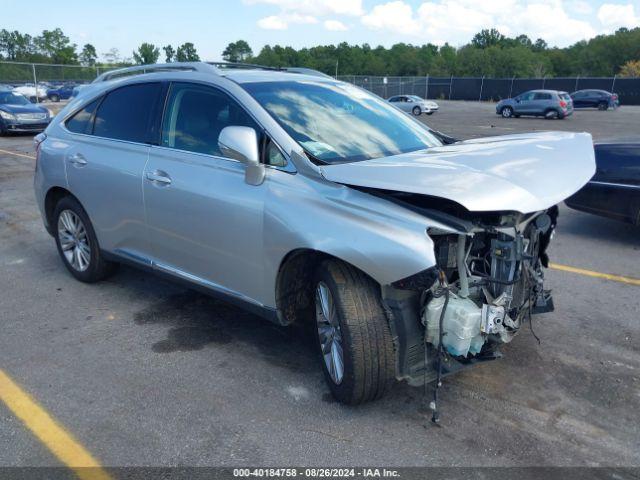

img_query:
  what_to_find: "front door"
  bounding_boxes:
[143,82,267,303]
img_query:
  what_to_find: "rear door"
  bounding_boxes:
[143,81,267,302]
[64,82,164,259]
[533,92,552,114]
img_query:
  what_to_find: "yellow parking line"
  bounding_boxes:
[0,369,112,480]
[0,147,35,159]
[550,262,640,286]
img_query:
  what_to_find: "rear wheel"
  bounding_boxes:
[545,109,560,119]
[501,106,513,118]
[313,259,395,405]
[412,106,421,116]
[53,196,118,283]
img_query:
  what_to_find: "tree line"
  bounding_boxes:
[1,27,639,77]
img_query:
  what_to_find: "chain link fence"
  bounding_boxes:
[3,62,639,106]
[0,61,121,102]
[338,75,640,105]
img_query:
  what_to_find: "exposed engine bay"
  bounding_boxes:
[368,188,559,394]
[424,208,556,358]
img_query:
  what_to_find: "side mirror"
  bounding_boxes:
[218,126,265,185]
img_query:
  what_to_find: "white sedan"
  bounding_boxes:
[13,84,48,103]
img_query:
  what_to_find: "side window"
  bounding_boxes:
[389,97,398,103]
[161,82,259,157]
[65,99,100,134]
[93,83,162,143]
[534,93,551,100]
[520,92,535,101]
[265,139,286,167]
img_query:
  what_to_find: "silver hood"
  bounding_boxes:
[319,131,596,213]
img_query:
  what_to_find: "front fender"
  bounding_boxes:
[260,172,449,307]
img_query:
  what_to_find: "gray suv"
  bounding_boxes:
[496,89,573,119]
[34,62,595,406]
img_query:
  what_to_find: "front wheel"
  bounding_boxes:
[412,106,421,116]
[501,106,513,118]
[426,111,434,115]
[314,259,395,405]
[53,196,118,282]
[50,94,60,102]
[598,102,608,111]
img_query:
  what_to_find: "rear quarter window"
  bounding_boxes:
[65,99,100,134]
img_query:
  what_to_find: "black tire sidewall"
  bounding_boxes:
[412,106,421,116]
[53,196,105,282]
[313,265,356,402]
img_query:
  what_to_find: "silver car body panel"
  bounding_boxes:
[34,67,593,316]
[320,131,595,214]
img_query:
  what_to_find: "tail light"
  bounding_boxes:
[612,94,618,100]
[559,100,567,108]
[33,133,46,171]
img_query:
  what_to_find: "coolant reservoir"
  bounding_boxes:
[424,294,483,357]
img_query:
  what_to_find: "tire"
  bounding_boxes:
[426,111,434,115]
[412,106,421,116]
[53,196,118,283]
[50,94,60,103]
[313,259,395,405]
[544,109,560,119]
[501,106,513,118]
[598,102,608,111]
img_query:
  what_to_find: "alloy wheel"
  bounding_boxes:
[316,281,344,385]
[57,210,91,272]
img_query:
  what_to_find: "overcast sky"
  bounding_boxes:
[3,0,639,61]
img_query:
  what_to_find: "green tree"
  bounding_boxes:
[35,28,77,63]
[163,45,175,62]
[222,40,253,62]
[79,44,97,66]
[472,29,505,49]
[176,42,199,62]
[133,43,160,64]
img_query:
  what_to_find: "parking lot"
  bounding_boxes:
[1,100,639,471]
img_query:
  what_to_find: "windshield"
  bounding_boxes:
[242,81,441,164]
[0,92,30,106]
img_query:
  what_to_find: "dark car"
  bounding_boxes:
[46,83,76,102]
[570,89,619,110]
[565,140,640,225]
[0,90,51,134]
[496,90,573,119]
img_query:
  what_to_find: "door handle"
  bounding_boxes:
[145,170,172,185]
[68,153,87,166]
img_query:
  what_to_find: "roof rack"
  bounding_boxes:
[92,62,217,83]
[92,61,334,84]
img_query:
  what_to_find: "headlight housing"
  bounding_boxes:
[0,110,16,121]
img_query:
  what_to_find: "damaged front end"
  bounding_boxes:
[380,192,558,389]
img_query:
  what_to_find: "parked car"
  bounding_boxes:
[47,84,76,102]
[13,83,48,103]
[34,62,595,406]
[496,90,573,119]
[388,95,439,115]
[570,89,619,110]
[565,140,640,225]
[0,90,51,134]
[69,84,89,99]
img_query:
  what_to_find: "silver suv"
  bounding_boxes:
[34,62,595,406]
